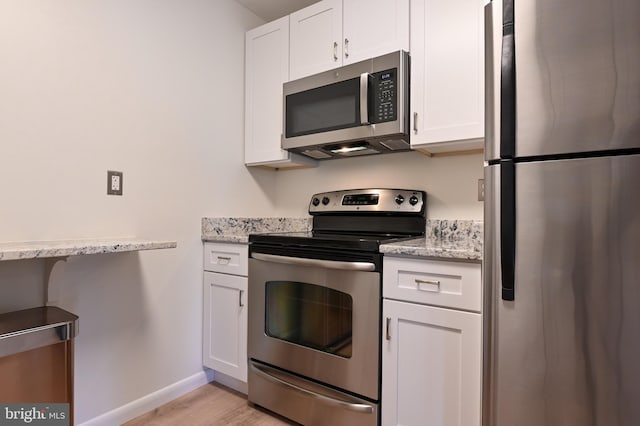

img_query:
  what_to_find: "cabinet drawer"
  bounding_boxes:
[203,242,248,275]
[383,257,481,312]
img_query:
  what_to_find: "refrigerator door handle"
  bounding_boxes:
[500,160,516,300]
[500,0,516,159]
[484,0,502,161]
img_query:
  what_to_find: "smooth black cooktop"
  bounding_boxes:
[249,231,418,253]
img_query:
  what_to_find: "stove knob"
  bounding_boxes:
[312,197,320,206]
[409,195,419,206]
[322,196,330,205]
[395,194,405,205]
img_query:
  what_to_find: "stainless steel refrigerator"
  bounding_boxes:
[484,0,640,425]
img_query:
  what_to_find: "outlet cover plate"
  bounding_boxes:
[107,170,123,195]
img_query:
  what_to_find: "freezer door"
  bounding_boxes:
[511,0,640,157]
[484,154,640,425]
[483,0,501,162]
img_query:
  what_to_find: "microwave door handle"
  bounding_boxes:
[360,73,369,125]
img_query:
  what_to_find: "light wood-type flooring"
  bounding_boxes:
[124,382,297,426]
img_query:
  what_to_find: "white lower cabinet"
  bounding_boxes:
[382,257,482,426]
[203,243,248,383]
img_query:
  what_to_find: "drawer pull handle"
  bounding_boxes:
[239,290,244,307]
[415,279,441,292]
[217,256,231,265]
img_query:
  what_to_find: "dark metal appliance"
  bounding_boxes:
[484,0,640,425]
[248,188,426,426]
[282,51,410,160]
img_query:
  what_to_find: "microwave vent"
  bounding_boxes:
[302,150,332,159]
[338,147,380,156]
[380,139,411,151]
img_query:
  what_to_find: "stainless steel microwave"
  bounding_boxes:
[282,50,410,160]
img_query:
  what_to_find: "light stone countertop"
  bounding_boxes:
[201,217,312,243]
[380,220,483,261]
[201,217,482,261]
[0,239,177,261]
[380,237,482,261]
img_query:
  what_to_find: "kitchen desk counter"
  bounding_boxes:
[380,220,483,261]
[0,239,176,261]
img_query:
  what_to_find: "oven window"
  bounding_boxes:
[265,281,353,358]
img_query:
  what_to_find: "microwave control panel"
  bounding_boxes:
[371,68,397,123]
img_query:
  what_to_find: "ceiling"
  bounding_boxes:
[236,0,320,22]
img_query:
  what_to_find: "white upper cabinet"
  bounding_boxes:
[244,17,317,168]
[342,0,409,65]
[410,0,485,154]
[290,0,410,80]
[289,0,343,80]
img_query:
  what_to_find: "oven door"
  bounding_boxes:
[248,252,381,401]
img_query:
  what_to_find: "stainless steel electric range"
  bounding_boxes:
[247,188,426,426]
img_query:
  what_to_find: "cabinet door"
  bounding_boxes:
[245,17,289,166]
[343,0,409,65]
[203,271,248,382]
[410,0,485,153]
[245,18,316,168]
[382,299,481,426]
[290,0,343,80]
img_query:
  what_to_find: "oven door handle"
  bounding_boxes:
[249,361,375,414]
[251,252,376,271]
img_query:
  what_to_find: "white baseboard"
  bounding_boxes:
[79,369,214,426]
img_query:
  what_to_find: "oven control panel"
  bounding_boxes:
[309,188,425,214]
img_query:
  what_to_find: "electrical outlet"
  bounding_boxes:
[107,170,123,196]
[478,178,485,202]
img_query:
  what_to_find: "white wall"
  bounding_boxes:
[0,1,482,423]
[0,0,271,423]
[274,151,484,219]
